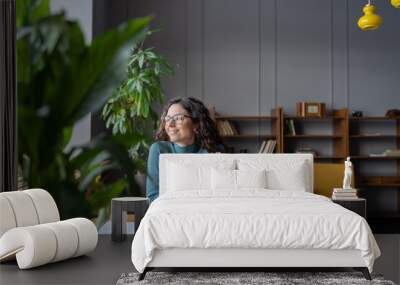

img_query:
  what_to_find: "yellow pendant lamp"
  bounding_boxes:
[391,0,400,8]
[357,1,383,30]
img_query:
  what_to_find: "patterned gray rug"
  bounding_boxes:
[116,271,396,285]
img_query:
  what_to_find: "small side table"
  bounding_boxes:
[332,198,367,219]
[111,197,149,242]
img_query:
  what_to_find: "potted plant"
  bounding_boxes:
[102,31,174,196]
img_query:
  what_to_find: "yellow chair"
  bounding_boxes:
[314,163,355,198]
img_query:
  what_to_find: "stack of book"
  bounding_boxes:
[332,188,358,200]
[217,120,238,136]
[259,140,276,153]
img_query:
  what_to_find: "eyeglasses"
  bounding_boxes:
[164,114,192,125]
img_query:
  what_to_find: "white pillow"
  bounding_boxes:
[211,168,236,190]
[211,168,267,190]
[237,169,267,189]
[167,160,235,192]
[237,159,309,192]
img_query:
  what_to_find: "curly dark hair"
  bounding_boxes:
[155,97,225,153]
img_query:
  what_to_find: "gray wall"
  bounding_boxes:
[126,0,400,116]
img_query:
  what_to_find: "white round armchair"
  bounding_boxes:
[0,189,98,269]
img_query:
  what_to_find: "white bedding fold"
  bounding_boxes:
[131,190,380,273]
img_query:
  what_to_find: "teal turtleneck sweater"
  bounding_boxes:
[146,141,208,202]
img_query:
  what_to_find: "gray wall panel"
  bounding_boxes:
[276,0,332,114]
[332,0,348,108]
[260,0,277,115]
[187,0,203,100]
[128,0,187,103]
[203,0,260,116]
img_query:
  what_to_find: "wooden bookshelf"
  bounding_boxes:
[282,109,349,160]
[215,115,276,121]
[285,116,344,120]
[315,155,345,159]
[349,115,400,231]
[349,115,400,185]
[220,134,276,139]
[213,107,282,153]
[357,176,400,187]
[350,135,400,139]
[350,116,400,121]
[285,135,343,139]
[213,107,400,232]
[351,156,400,160]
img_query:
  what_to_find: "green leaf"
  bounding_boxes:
[136,80,143,93]
[62,127,73,149]
[17,0,50,28]
[138,53,145,68]
[30,0,50,23]
[57,17,151,124]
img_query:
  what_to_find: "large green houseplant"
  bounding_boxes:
[17,0,151,222]
[102,32,174,160]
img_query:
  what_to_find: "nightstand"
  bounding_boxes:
[332,198,366,219]
[111,197,149,242]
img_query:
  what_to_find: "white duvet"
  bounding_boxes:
[131,190,380,273]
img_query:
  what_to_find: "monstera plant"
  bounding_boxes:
[16,0,150,223]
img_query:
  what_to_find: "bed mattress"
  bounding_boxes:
[131,190,380,273]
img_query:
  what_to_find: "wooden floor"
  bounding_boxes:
[0,235,134,285]
[1,234,398,284]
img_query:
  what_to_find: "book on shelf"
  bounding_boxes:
[285,119,296,135]
[217,120,238,136]
[222,121,231,135]
[365,149,400,157]
[259,140,276,153]
[363,132,382,136]
[217,120,225,135]
[258,141,267,153]
[227,121,238,135]
[384,149,400,157]
[369,153,386,157]
[265,141,272,153]
[267,140,276,153]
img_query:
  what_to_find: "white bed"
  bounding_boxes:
[131,154,380,280]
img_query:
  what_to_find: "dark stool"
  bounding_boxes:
[111,197,149,242]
